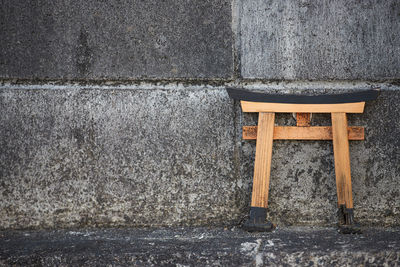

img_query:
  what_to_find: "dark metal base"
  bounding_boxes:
[337,205,362,234]
[242,221,274,232]
[242,207,275,232]
[338,224,362,234]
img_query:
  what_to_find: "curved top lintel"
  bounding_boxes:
[226,88,380,104]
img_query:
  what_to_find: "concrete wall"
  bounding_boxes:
[239,0,400,80]
[1,86,242,228]
[0,0,399,229]
[0,0,232,79]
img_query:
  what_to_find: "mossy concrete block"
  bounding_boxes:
[0,0,232,79]
[0,87,243,229]
[239,0,400,80]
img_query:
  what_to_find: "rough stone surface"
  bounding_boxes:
[0,0,232,79]
[0,86,244,229]
[238,88,400,227]
[1,227,400,266]
[1,85,399,229]
[239,0,400,80]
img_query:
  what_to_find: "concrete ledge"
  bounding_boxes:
[1,227,400,266]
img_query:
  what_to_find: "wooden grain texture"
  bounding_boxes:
[251,112,275,208]
[332,113,353,208]
[296,113,311,126]
[243,126,364,140]
[241,101,365,113]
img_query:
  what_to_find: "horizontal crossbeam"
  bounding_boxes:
[243,126,364,140]
[241,101,365,113]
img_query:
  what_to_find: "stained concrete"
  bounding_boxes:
[239,0,400,80]
[0,0,232,79]
[0,86,244,229]
[1,84,399,229]
[1,227,400,266]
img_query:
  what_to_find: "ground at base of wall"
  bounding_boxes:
[1,226,399,266]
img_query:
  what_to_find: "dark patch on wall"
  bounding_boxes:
[76,28,93,77]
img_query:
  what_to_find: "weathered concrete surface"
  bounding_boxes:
[1,84,399,229]
[1,227,400,266]
[0,0,232,79]
[239,0,400,80]
[0,86,244,229]
[239,87,400,226]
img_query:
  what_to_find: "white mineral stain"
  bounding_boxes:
[265,239,274,247]
[240,239,262,256]
[255,252,263,267]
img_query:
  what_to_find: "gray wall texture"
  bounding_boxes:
[239,0,400,80]
[0,0,232,79]
[0,0,399,229]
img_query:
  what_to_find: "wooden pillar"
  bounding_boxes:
[251,112,275,208]
[331,112,354,209]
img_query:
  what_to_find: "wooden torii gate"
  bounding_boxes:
[227,88,379,233]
